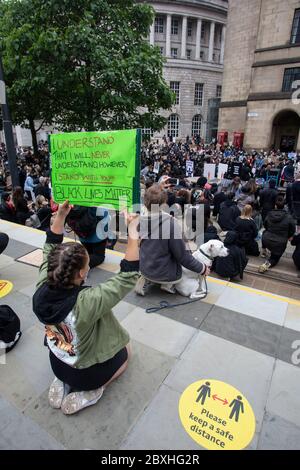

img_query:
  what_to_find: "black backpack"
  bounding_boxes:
[0,305,22,353]
[66,206,98,238]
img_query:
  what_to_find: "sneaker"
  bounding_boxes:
[258,261,271,273]
[48,378,71,409]
[61,386,104,415]
[135,276,151,296]
[160,284,176,294]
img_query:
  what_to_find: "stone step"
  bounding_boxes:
[246,255,300,286]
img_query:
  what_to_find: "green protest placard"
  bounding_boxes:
[49,129,141,210]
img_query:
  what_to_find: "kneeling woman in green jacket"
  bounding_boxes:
[33,201,139,415]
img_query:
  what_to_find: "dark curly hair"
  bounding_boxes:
[47,242,88,288]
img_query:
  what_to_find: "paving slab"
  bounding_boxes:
[0,325,52,411]
[16,249,43,268]
[19,282,38,298]
[6,228,46,248]
[266,359,300,428]
[215,285,288,326]
[284,303,300,332]
[24,340,175,450]
[3,290,37,332]
[0,262,38,291]
[0,397,64,450]
[3,239,37,259]
[125,285,213,326]
[164,330,275,433]
[0,254,16,270]
[157,300,213,329]
[87,266,114,285]
[121,306,197,358]
[112,300,136,323]
[121,384,202,450]
[200,305,281,358]
[277,326,300,367]
[258,412,300,450]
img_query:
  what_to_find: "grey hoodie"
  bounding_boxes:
[139,211,205,282]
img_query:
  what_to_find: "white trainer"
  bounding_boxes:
[48,377,71,409]
[61,386,104,415]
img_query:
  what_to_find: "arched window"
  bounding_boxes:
[192,115,202,136]
[168,114,179,138]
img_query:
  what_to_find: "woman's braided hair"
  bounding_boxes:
[47,242,88,288]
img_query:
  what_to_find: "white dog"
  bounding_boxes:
[175,240,228,299]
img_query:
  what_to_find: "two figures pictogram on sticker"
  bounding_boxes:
[196,381,244,422]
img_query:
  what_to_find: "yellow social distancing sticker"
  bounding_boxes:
[0,280,13,298]
[179,379,256,450]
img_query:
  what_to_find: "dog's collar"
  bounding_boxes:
[200,248,214,261]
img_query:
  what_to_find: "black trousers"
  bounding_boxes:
[0,233,9,255]
[82,240,106,268]
[262,240,282,267]
[268,253,281,267]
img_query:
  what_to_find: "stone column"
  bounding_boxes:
[195,18,202,60]
[166,14,172,57]
[181,16,187,58]
[220,25,226,64]
[208,21,215,62]
[150,21,155,46]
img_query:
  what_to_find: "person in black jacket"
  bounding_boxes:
[35,195,52,231]
[218,193,241,232]
[12,187,31,225]
[212,187,227,217]
[204,224,220,243]
[259,179,278,222]
[235,205,259,256]
[291,233,300,271]
[286,172,300,225]
[215,231,248,280]
[259,196,296,272]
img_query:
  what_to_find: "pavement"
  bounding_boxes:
[0,220,300,450]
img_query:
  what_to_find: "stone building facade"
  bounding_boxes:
[219,0,300,152]
[140,0,228,141]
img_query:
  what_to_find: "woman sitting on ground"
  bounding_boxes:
[32,200,140,415]
[235,204,260,256]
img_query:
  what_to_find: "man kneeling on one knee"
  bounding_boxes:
[135,183,210,296]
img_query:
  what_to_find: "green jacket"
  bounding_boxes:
[33,232,139,368]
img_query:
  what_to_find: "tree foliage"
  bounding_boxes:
[0,0,174,151]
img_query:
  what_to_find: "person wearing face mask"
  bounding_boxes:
[32,201,140,416]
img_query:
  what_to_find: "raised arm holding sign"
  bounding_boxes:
[50,129,141,210]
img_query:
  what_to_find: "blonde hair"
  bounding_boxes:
[35,195,47,208]
[241,204,253,219]
[144,184,167,211]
